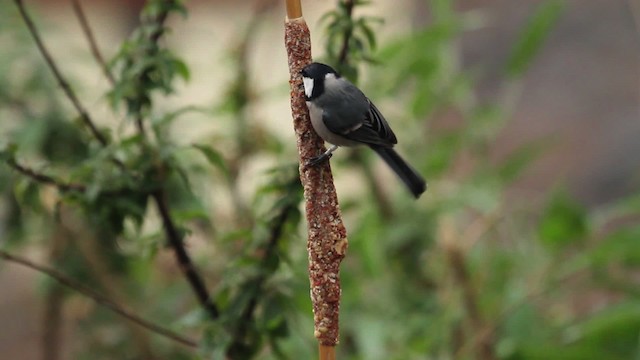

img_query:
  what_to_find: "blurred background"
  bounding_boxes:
[0,0,638,359]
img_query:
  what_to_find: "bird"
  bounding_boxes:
[300,62,427,198]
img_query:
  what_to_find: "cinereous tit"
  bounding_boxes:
[301,62,427,198]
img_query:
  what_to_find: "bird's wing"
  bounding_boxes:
[317,78,397,147]
[363,100,397,145]
[323,98,396,147]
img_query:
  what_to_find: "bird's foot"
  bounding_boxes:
[306,152,332,167]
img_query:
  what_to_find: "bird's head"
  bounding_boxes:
[300,62,340,100]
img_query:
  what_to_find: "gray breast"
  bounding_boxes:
[306,77,369,147]
[307,101,360,146]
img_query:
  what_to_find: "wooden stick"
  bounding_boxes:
[284,0,348,352]
[319,344,337,360]
[285,0,302,19]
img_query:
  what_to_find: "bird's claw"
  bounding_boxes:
[305,152,332,169]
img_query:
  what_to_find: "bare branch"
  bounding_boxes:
[0,249,199,349]
[70,0,116,86]
[42,284,64,360]
[6,158,86,192]
[130,0,174,136]
[440,220,496,360]
[124,0,220,321]
[152,190,220,319]
[5,158,137,197]
[13,0,108,146]
[337,0,355,65]
[332,0,393,217]
[227,202,297,357]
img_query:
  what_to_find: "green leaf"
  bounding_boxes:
[170,57,190,81]
[318,11,338,26]
[498,140,547,183]
[538,189,588,249]
[424,131,461,175]
[192,144,229,178]
[506,0,564,77]
[0,143,18,162]
[575,302,640,358]
[591,225,640,268]
[261,294,289,337]
[171,207,210,223]
[358,20,377,50]
[13,178,41,211]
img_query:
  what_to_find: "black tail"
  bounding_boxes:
[371,146,427,198]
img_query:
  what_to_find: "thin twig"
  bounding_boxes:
[68,218,155,358]
[0,249,199,349]
[124,0,220,320]
[350,149,393,218]
[5,158,139,197]
[335,0,393,218]
[14,0,219,337]
[14,0,107,146]
[70,0,116,86]
[227,202,296,357]
[6,158,86,192]
[152,190,220,319]
[42,286,64,360]
[337,0,355,65]
[42,226,67,360]
[440,219,496,360]
[445,246,495,360]
[131,0,172,136]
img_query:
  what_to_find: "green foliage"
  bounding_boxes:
[1,0,638,359]
[108,0,189,115]
[506,0,564,77]
[320,0,382,81]
[538,189,589,249]
[192,143,231,179]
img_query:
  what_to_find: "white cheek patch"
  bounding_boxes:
[303,77,314,98]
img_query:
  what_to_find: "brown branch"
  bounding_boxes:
[6,158,86,192]
[440,220,496,360]
[445,246,495,360]
[14,0,108,146]
[223,0,277,227]
[14,0,218,337]
[124,0,219,320]
[67,218,155,358]
[5,158,139,198]
[0,249,199,349]
[132,0,173,136]
[42,286,65,360]
[337,0,355,65]
[70,0,116,86]
[350,149,393,218]
[285,9,348,351]
[333,0,393,217]
[227,202,296,357]
[42,222,70,360]
[152,190,220,319]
